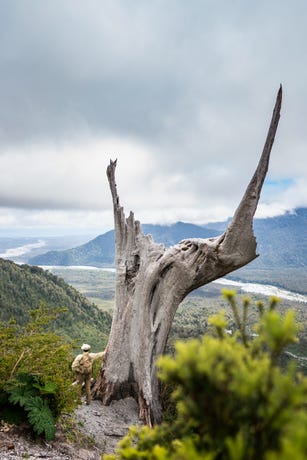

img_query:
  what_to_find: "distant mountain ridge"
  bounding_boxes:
[29,222,221,267]
[29,208,307,271]
[250,208,307,269]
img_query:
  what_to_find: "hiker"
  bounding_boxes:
[71,343,108,405]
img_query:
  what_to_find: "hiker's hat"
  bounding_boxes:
[81,343,91,351]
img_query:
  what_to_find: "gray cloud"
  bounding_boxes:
[0,0,307,232]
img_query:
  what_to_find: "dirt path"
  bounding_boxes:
[0,397,140,459]
[74,397,140,455]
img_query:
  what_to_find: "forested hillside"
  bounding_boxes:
[0,259,111,349]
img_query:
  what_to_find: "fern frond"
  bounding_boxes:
[33,380,58,395]
[8,383,36,407]
[24,396,56,440]
[13,372,37,386]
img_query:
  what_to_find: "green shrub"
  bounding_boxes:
[105,292,307,460]
[0,305,79,439]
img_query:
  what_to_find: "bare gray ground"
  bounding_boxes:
[0,397,140,459]
[74,397,140,454]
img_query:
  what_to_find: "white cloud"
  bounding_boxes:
[0,206,113,235]
[0,137,156,210]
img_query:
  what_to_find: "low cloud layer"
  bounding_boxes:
[0,1,306,234]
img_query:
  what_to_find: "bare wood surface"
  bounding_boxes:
[93,88,282,425]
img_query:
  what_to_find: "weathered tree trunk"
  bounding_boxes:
[92,87,282,425]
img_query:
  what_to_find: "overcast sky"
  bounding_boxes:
[0,0,306,236]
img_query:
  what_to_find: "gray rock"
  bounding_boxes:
[74,397,141,454]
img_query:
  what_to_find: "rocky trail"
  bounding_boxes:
[0,397,140,460]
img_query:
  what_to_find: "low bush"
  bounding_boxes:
[0,305,79,440]
[105,292,307,460]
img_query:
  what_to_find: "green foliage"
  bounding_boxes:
[0,306,80,440]
[105,293,307,460]
[8,374,38,407]
[24,396,56,441]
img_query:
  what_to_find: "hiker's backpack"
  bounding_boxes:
[72,354,93,375]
